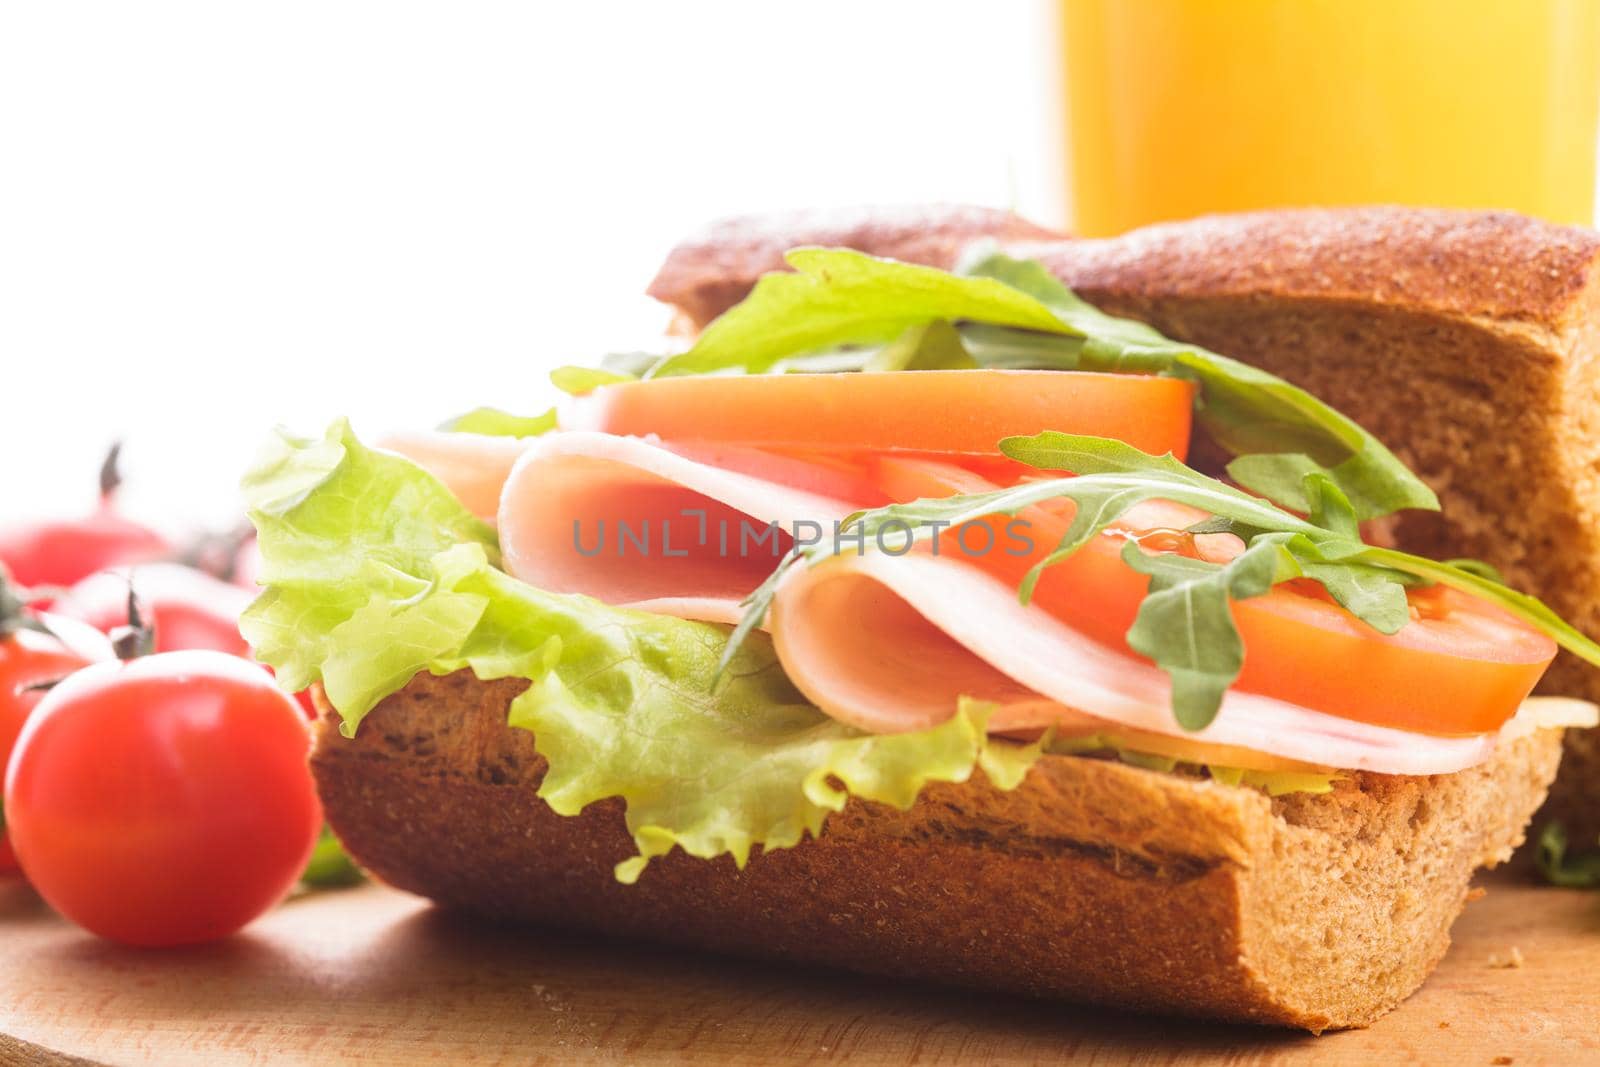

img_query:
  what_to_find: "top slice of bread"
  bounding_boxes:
[649,205,1600,846]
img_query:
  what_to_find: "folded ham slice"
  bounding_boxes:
[769,549,1506,775]
[498,432,880,625]
[380,431,533,521]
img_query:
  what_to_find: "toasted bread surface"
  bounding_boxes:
[313,670,1561,1031]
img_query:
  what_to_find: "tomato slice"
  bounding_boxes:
[564,370,1195,460]
[868,456,1554,737]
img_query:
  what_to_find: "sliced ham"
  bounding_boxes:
[768,550,1505,775]
[498,432,881,625]
[380,431,533,521]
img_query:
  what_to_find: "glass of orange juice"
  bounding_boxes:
[1060,0,1600,236]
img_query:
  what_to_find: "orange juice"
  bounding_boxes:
[1061,0,1600,235]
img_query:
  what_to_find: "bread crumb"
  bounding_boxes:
[1437,1021,1450,1029]
[1465,887,1488,902]
[1492,1057,1513,1065]
[1487,947,1525,969]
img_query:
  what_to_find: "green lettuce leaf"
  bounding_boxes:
[1203,765,1338,797]
[649,247,1070,378]
[550,365,635,395]
[300,825,365,889]
[439,406,558,437]
[241,421,500,697]
[865,319,977,372]
[1048,734,1336,796]
[1535,821,1600,888]
[242,421,1041,882]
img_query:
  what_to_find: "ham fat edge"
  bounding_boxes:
[372,428,1588,779]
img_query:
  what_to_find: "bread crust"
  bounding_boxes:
[652,205,1600,332]
[314,670,1561,1031]
[1030,207,1600,330]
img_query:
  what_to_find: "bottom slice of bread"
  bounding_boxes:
[313,671,1563,1032]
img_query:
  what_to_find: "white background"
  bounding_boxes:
[0,2,1059,530]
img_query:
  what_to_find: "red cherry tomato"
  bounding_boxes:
[0,615,109,875]
[0,511,170,591]
[56,563,317,720]
[56,563,252,656]
[3,651,322,946]
[0,445,169,590]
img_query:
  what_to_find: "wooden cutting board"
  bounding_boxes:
[2,871,1597,1066]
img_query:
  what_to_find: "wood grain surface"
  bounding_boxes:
[1,872,1596,1066]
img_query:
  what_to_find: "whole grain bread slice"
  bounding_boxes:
[314,670,1562,1031]
[648,204,1600,847]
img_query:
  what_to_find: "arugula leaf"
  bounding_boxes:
[1354,545,1600,666]
[244,421,1042,883]
[1301,472,1360,539]
[1444,557,1508,585]
[1120,539,1281,729]
[440,407,558,437]
[716,552,797,677]
[649,248,1071,378]
[951,321,1089,370]
[1275,533,1413,633]
[847,433,1323,604]
[1535,821,1600,888]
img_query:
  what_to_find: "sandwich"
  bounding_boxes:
[241,205,1600,1031]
